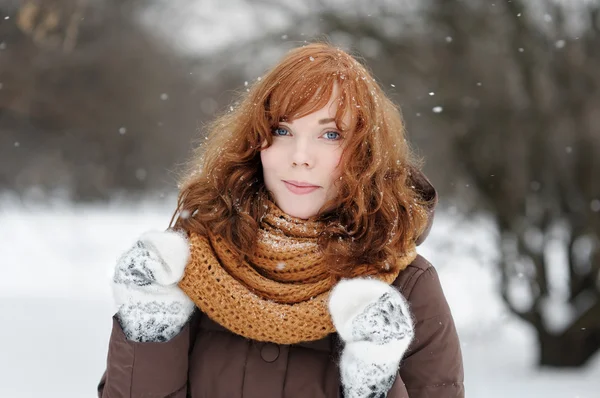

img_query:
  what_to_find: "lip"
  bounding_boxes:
[284,180,320,188]
[283,180,320,195]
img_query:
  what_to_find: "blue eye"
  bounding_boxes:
[272,126,341,141]
[323,131,341,140]
[273,127,290,136]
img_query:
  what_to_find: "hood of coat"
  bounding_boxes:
[411,167,438,246]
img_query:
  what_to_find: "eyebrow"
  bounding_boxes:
[318,118,336,125]
[279,117,338,126]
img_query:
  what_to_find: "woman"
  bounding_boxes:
[98,42,464,398]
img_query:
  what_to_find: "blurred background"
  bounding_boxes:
[0,0,599,396]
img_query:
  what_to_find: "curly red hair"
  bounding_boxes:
[171,41,432,277]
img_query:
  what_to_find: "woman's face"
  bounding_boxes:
[260,85,350,219]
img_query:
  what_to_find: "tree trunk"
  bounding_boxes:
[538,328,600,367]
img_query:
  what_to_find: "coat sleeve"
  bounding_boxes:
[398,264,465,398]
[97,309,201,398]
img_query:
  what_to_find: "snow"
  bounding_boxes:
[0,195,599,397]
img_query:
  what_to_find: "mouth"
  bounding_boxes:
[283,180,321,195]
[283,180,320,188]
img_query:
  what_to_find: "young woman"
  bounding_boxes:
[98,42,464,398]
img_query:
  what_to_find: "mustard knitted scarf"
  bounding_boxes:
[178,201,417,344]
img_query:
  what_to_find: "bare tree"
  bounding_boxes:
[416,0,600,367]
[0,0,241,199]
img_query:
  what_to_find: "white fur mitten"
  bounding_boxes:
[328,278,414,398]
[111,230,196,343]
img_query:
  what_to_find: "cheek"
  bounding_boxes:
[260,148,272,169]
[329,150,343,175]
[322,150,343,188]
[260,148,279,179]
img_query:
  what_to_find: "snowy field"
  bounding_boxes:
[0,195,599,398]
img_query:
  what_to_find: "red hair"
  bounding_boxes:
[171,41,431,277]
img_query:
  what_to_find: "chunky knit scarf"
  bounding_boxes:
[178,201,418,345]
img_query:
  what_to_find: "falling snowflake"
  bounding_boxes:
[135,168,147,181]
[433,106,443,113]
[160,93,169,100]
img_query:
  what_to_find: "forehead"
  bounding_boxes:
[283,84,353,130]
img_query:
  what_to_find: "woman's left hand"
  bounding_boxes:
[328,277,414,398]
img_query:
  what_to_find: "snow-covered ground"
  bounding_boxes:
[0,195,598,397]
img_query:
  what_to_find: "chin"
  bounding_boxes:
[278,202,320,220]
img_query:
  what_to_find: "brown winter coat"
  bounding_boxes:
[97,175,465,398]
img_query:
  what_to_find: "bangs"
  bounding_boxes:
[263,57,369,133]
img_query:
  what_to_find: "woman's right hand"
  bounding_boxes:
[111,230,196,342]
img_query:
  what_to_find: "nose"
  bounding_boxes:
[290,138,314,168]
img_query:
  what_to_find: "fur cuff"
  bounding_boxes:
[139,230,190,285]
[329,278,414,344]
